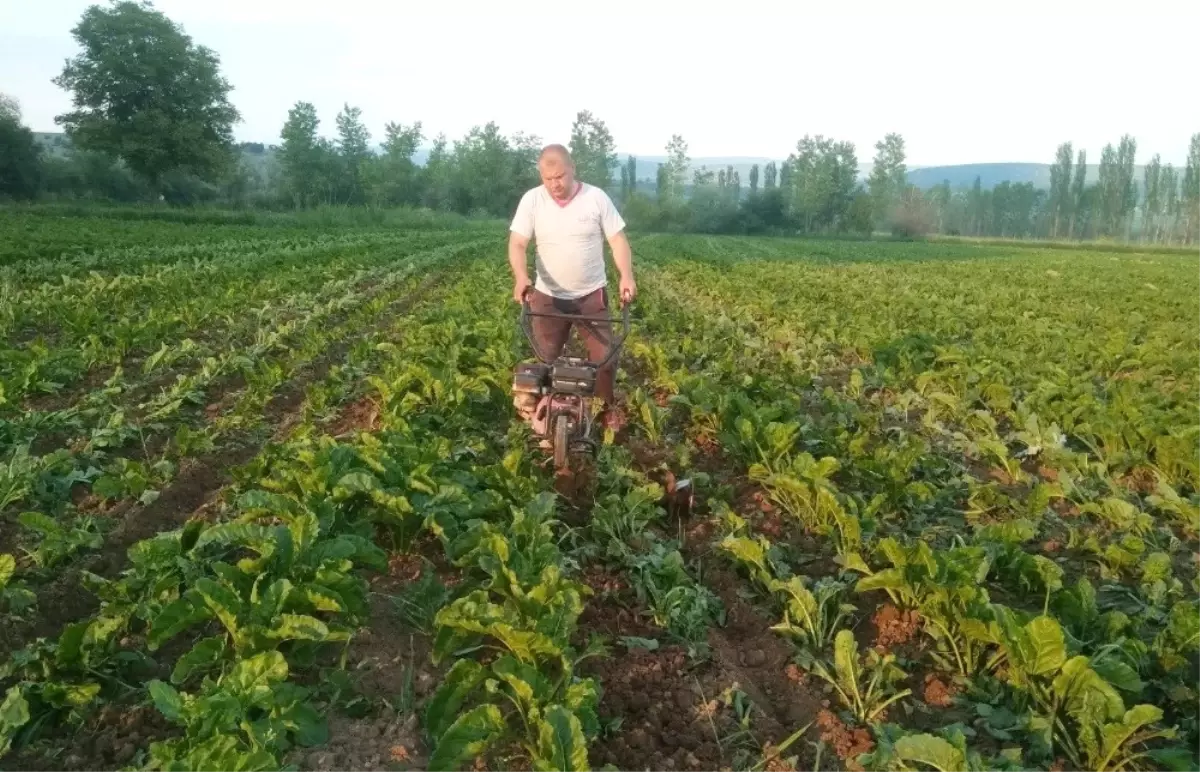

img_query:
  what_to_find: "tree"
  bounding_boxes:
[966,176,984,235]
[52,0,241,194]
[1184,133,1200,244]
[1097,143,1119,237]
[1159,164,1179,243]
[366,119,423,207]
[749,164,760,194]
[0,94,43,200]
[421,133,452,211]
[1116,134,1138,240]
[278,101,334,208]
[619,155,638,201]
[335,103,371,205]
[1049,142,1073,238]
[662,134,689,202]
[786,135,858,233]
[868,133,907,228]
[763,161,777,189]
[1068,149,1087,239]
[931,180,952,233]
[1141,154,1162,242]
[568,110,618,190]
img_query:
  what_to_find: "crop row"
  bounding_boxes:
[620,240,1199,771]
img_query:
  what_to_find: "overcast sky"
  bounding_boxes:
[2,0,1196,167]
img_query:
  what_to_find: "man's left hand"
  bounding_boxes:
[619,276,637,306]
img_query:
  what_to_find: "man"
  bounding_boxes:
[509,144,635,432]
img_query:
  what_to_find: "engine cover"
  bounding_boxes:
[552,357,596,395]
[513,362,550,394]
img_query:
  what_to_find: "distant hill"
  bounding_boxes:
[33,132,1153,193]
[905,163,1154,191]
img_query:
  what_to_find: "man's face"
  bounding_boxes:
[539,158,575,201]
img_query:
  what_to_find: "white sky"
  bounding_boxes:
[2,0,1197,167]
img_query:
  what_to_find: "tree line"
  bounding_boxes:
[1,0,1197,245]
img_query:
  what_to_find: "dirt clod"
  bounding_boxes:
[872,603,921,651]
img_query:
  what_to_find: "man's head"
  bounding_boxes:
[538,144,576,201]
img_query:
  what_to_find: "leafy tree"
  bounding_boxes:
[447,122,537,216]
[1068,149,1087,239]
[52,0,241,194]
[366,119,423,207]
[1184,133,1200,244]
[931,180,952,232]
[1116,134,1138,239]
[335,103,371,205]
[421,133,452,211]
[0,94,43,200]
[1141,154,1162,242]
[619,154,637,201]
[662,134,690,202]
[1159,164,1179,243]
[1049,142,1073,238]
[786,135,858,233]
[568,110,617,190]
[967,176,984,235]
[748,164,760,194]
[278,101,331,208]
[763,161,777,189]
[868,133,907,228]
[1097,143,1118,237]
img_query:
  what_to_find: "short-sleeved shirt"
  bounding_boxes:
[509,182,626,299]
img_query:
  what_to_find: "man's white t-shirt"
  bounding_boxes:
[509,182,626,299]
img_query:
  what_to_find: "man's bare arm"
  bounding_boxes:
[509,231,532,302]
[607,230,636,303]
[607,230,633,279]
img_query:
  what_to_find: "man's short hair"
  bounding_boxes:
[539,144,572,165]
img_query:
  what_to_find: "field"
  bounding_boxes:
[1,207,1197,772]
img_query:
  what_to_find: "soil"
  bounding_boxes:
[6,702,177,772]
[291,712,426,771]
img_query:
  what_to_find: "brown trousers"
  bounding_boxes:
[529,287,616,404]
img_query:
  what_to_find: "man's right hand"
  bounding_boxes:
[513,278,532,304]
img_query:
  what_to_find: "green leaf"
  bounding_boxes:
[170,635,226,685]
[0,554,15,588]
[41,681,100,709]
[267,614,331,643]
[425,659,486,741]
[224,650,288,697]
[428,703,505,771]
[1091,657,1144,695]
[148,592,212,651]
[195,577,244,639]
[192,523,276,556]
[534,705,590,771]
[0,686,31,757]
[17,511,62,537]
[336,471,380,494]
[832,629,860,702]
[894,733,967,772]
[1019,616,1066,676]
[1147,748,1198,771]
[148,680,184,724]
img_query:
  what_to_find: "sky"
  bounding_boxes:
[2,0,1197,167]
